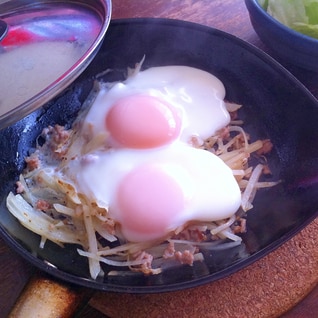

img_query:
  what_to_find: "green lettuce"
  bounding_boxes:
[259,0,318,39]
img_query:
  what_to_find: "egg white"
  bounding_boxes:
[81,65,230,149]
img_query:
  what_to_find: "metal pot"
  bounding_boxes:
[0,0,112,129]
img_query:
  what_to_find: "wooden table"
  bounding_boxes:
[1,1,318,317]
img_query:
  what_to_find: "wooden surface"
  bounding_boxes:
[1,0,318,317]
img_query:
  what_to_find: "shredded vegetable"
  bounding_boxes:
[6,66,280,279]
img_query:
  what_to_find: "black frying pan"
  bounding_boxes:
[1,18,318,302]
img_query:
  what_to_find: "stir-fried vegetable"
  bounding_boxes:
[5,61,280,279]
[6,105,279,278]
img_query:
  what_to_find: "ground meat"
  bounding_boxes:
[191,228,207,242]
[232,217,247,234]
[41,125,72,159]
[173,227,207,243]
[15,181,25,194]
[203,136,218,150]
[36,199,51,212]
[131,251,155,275]
[233,132,250,150]
[101,220,116,236]
[217,126,231,140]
[163,241,175,259]
[25,152,41,171]
[174,250,195,265]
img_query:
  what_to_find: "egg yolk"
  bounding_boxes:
[115,164,185,242]
[105,94,182,148]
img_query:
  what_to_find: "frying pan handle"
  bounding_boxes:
[8,273,89,318]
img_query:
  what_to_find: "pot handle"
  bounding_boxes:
[8,273,89,318]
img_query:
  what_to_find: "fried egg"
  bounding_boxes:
[64,65,241,242]
[81,65,230,149]
[67,144,241,242]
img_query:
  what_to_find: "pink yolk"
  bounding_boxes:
[105,94,182,148]
[115,164,185,242]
